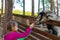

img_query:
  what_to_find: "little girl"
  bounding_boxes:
[4,20,34,40]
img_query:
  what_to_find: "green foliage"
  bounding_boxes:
[44,0,51,4]
[48,0,51,3]
[12,10,38,17]
[12,10,23,15]
[25,11,32,16]
[34,12,38,17]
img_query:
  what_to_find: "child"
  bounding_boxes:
[4,20,34,40]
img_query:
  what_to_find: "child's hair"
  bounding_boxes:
[6,20,18,31]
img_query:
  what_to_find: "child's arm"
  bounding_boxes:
[16,23,34,38]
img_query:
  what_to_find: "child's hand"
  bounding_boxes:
[29,23,34,28]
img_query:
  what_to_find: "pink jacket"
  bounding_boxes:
[4,27,32,40]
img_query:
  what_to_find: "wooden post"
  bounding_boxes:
[38,0,40,13]
[56,0,58,16]
[0,0,3,24]
[0,9,1,23]
[32,0,34,16]
[3,0,13,34]
[5,0,13,21]
[42,0,44,11]
[51,0,54,12]
[23,0,25,15]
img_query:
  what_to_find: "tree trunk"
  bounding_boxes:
[3,0,13,34]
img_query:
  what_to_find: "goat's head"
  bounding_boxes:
[35,11,48,25]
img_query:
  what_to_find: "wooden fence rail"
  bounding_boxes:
[13,14,60,40]
[18,22,60,40]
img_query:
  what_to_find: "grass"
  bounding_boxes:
[3,10,38,17]
[12,10,23,15]
[13,10,38,17]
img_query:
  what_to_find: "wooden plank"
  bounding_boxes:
[28,35,37,40]
[18,25,48,40]
[18,27,37,40]
[31,32,50,40]
[46,20,60,27]
[18,23,60,40]
[18,25,49,40]
[14,15,60,40]
[13,14,36,20]
[32,27,60,40]
[14,15,60,27]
